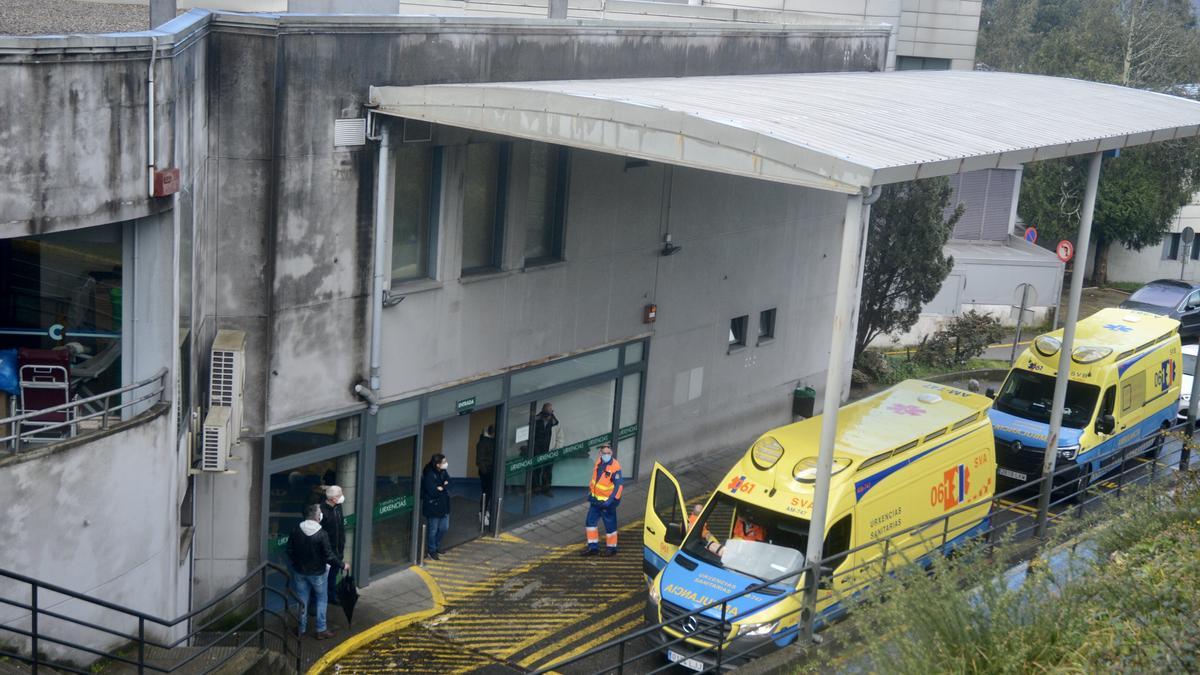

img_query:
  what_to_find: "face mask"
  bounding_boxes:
[316,510,323,522]
[600,452,613,463]
[336,494,345,505]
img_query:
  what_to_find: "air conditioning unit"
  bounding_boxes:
[201,406,231,472]
[209,330,246,438]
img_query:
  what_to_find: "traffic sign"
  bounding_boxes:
[1056,240,1075,263]
[1184,226,1195,245]
[1024,227,1038,244]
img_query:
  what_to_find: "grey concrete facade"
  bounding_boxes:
[0,9,888,647]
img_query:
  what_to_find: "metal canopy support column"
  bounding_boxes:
[802,191,866,640]
[1035,151,1103,538]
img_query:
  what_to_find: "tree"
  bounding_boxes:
[855,178,963,358]
[978,0,1200,284]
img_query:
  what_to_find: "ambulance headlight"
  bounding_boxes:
[737,620,778,638]
[648,580,662,605]
[751,436,785,470]
[1071,346,1112,364]
[1058,445,1080,461]
[1034,336,1061,357]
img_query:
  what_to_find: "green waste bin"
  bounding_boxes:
[793,385,816,418]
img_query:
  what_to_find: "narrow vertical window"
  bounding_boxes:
[758,308,776,344]
[462,143,506,274]
[524,143,566,265]
[729,316,748,351]
[392,145,437,282]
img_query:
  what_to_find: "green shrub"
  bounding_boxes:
[914,312,1006,368]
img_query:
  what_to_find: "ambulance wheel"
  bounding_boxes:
[1142,425,1167,459]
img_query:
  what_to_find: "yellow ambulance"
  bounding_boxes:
[642,379,996,670]
[990,307,1181,492]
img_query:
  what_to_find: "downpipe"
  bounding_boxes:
[147,37,158,197]
[357,121,390,415]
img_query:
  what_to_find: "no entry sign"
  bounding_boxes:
[1057,240,1075,263]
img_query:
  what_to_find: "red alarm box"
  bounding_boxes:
[153,168,180,197]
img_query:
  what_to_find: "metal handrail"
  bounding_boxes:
[1,367,168,453]
[0,562,304,674]
[537,422,1195,674]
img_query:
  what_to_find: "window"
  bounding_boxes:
[1187,291,1200,311]
[1163,233,1182,260]
[524,143,568,265]
[652,468,683,529]
[729,315,749,350]
[462,143,507,274]
[896,56,952,71]
[392,145,439,282]
[271,415,361,460]
[758,308,776,343]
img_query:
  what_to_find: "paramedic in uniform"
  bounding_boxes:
[706,509,766,558]
[582,442,623,557]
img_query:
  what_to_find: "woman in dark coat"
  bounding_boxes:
[421,453,451,560]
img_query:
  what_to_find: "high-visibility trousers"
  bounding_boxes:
[585,503,618,550]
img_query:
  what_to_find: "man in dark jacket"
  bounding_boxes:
[532,403,558,496]
[476,425,496,527]
[319,485,346,605]
[287,503,348,639]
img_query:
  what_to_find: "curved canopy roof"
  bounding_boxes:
[370,70,1200,193]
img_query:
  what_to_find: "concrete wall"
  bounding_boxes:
[0,411,184,662]
[895,0,980,69]
[1105,193,1200,284]
[254,15,888,430]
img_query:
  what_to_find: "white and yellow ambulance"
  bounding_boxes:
[990,307,1181,491]
[642,379,996,670]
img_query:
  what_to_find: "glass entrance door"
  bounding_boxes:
[502,380,616,524]
[419,406,499,553]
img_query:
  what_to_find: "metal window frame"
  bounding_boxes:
[523,145,570,267]
[263,337,649,582]
[462,142,511,275]
[390,145,443,284]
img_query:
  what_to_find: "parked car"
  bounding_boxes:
[1119,279,1200,339]
[1180,343,1198,421]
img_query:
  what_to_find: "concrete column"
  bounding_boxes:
[149,0,176,28]
[1035,151,1103,538]
[802,191,866,637]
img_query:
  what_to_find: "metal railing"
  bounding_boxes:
[535,421,1196,674]
[1,367,168,454]
[0,562,303,674]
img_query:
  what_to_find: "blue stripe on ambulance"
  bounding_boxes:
[853,430,974,502]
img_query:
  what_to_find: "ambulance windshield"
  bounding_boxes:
[682,493,808,584]
[994,369,1100,428]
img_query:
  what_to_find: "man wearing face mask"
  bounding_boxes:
[582,442,623,557]
[286,503,349,639]
[319,485,347,606]
[421,454,452,560]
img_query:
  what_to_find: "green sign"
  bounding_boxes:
[505,424,638,478]
[267,494,415,552]
[456,397,477,414]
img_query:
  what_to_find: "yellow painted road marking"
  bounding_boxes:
[518,601,645,668]
[537,613,647,670]
[327,520,648,674]
[307,566,445,675]
[997,499,1038,516]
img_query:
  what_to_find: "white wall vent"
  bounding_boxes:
[209,330,246,438]
[201,406,231,472]
[334,118,367,147]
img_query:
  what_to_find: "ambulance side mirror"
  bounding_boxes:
[985,388,996,400]
[664,522,685,546]
[1095,414,1115,435]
